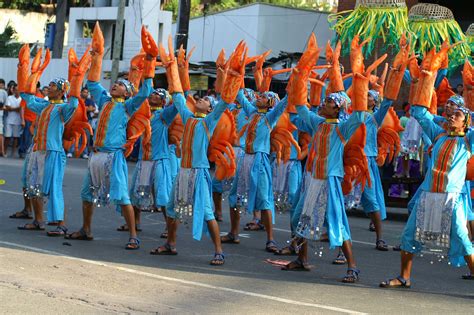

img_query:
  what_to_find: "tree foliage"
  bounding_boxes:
[0,23,22,57]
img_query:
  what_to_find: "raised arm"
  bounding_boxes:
[61,96,79,122]
[125,78,153,115]
[161,104,178,125]
[172,92,193,124]
[374,98,393,126]
[266,95,288,127]
[205,99,228,132]
[20,92,49,114]
[236,89,257,117]
[290,113,312,134]
[296,104,325,135]
[86,81,110,110]
[339,111,366,140]
[410,105,445,141]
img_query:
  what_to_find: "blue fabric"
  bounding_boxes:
[287,160,302,231]
[364,98,393,157]
[81,150,131,207]
[19,120,33,155]
[212,177,223,194]
[400,191,473,267]
[168,144,180,182]
[154,158,172,206]
[42,150,66,222]
[247,152,275,215]
[166,168,215,240]
[360,156,387,219]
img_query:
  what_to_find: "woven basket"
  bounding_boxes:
[409,3,454,21]
[355,0,406,8]
[467,23,474,37]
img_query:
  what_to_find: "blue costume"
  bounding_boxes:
[80,78,153,208]
[401,105,474,266]
[294,104,366,248]
[233,89,288,217]
[21,89,78,222]
[166,93,228,240]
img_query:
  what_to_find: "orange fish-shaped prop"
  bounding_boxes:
[376,107,404,166]
[208,109,238,180]
[342,124,371,195]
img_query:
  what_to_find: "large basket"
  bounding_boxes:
[356,0,406,8]
[408,3,454,21]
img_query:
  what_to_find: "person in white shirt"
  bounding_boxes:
[0,79,7,156]
[4,84,23,157]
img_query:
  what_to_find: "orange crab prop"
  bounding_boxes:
[260,67,292,93]
[298,131,312,160]
[436,77,455,107]
[168,115,184,158]
[17,44,30,93]
[342,124,371,195]
[209,109,238,180]
[88,22,104,82]
[128,52,146,90]
[68,47,92,98]
[326,41,344,94]
[177,44,196,91]
[253,50,271,92]
[384,33,411,100]
[309,70,328,107]
[376,107,404,166]
[141,26,158,79]
[350,35,387,111]
[123,100,152,158]
[159,35,183,94]
[270,112,302,165]
[221,41,248,104]
[63,98,93,157]
[370,63,388,100]
[25,48,51,94]
[215,49,228,94]
[462,59,474,111]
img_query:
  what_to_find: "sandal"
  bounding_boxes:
[150,243,178,255]
[214,212,223,222]
[244,221,265,231]
[265,240,279,253]
[9,209,33,219]
[116,224,142,232]
[46,225,68,237]
[275,245,297,256]
[375,239,389,251]
[221,232,240,244]
[392,244,401,251]
[461,273,474,280]
[281,258,310,271]
[369,222,376,232]
[379,275,411,288]
[210,253,225,266]
[18,220,45,231]
[332,251,347,265]
[125,237,140,250]
[64,228,94,241]
[342,268,360,283]
[160,231,168,239]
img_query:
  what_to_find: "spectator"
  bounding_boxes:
[41,86,49,100]
[4,84,22,158]
[0,78,7,156]
[456,83,463,96]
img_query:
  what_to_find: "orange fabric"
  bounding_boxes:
[245,114,261,154]
[181,119,199,168]
[431,138,457,192]
[21,95,41,122]
[94,102,114,148]
[311,124,332,179]
[34,104,54,151]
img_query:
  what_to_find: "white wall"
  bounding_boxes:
[175,4,334,62]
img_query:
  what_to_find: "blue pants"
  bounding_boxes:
[19,121,33,156]
[43,151,67,222]
[361,156,386,220]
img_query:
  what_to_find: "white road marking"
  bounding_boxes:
[0,189,23,196]
[0,240,366,315]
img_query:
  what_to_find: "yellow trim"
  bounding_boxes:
[325,118,339,123]
[150,106,163,111]
[258,109,268,113]
[194,112,207,118]
[112,97,125,103]
[448,131,465,137]
[49,99,64,104]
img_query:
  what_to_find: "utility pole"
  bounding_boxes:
[110,0,126,86]
[52,0,67,58]
[175,0,191,50]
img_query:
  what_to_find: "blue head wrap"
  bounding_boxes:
[325,92,344,108]
[244,88,256,103]
[260,91,280,107]
[448,95,465,109]
[50,77,70,95]
[116,79,135,97]
[204,95,217,110]
[368,90,380,105]
[152,88,170,106]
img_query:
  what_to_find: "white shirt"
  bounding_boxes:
[5,95,22,125]
[0,89,7,106]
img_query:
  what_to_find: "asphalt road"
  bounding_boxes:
[0,157,473,314]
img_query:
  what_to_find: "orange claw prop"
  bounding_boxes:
[253,50,271,92]
[68,47,92,98]
[342,124,371,195]
[25,48,50,94]
[462,59,474,111]
[350,35,371,74]
[123,100,152,158]
[128,52,146,92]
[297,131,311,160]
[221,41,247,104]
[371,63,388,100]
[309,70,327,107]
[215,49,227,94]
[436,77,455,108]
[88,22,104,82]
[384,33,411,100]
[260,67,292,93]
[17,44,30,93]
[270,112,301,164]
[158,35,182,93]
[168,115,184,158]
[376,107,403,166]
[177,44,195,92]
[466,156,474,181]
[208,109,237,180]
[326,41,344,93]
[63,98,93,157]
[141,26,159,57]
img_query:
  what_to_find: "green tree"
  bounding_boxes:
[0,23,22,57]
